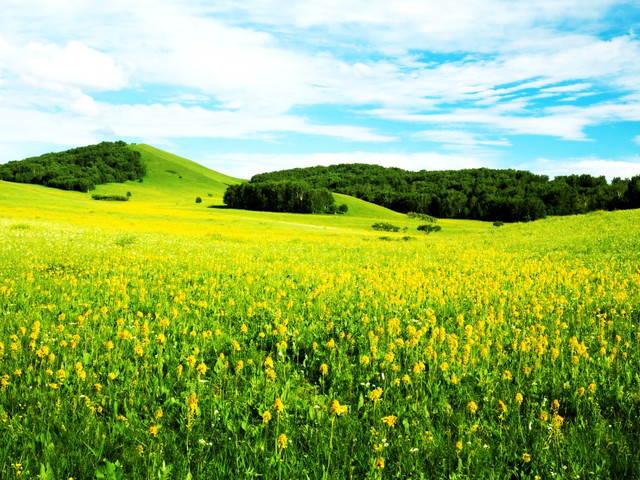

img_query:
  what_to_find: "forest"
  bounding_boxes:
[0,141,145,192]
[223,180,341,214]
[252,165,640,222]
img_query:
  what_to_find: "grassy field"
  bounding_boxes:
[1,148,639,479]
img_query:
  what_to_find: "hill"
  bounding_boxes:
[1,144,424,237]
[252,163,640,222]
[0,141,145,191]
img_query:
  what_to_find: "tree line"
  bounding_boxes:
[0,141,145,192]
[223,180,344,214]
[251,165,640,222]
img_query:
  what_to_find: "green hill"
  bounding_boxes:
[0,144,420,236]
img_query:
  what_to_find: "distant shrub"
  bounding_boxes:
[337,204,348,214]
[126,191,132,197]
[407,212,437,222]
[378,236,393,241]
[195,197,202,204]
[493,221,504,227]
[417,224,441,234]
[114,234,136,248]
[372,222,400,232]
[92,194,129,202]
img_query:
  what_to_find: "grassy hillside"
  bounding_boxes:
[1,144,444,238]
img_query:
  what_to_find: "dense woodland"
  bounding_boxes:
[0,141,145,192]
[223,180,340,214]
[252,165,640,222]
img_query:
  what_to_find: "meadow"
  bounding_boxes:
[1,147,639,479]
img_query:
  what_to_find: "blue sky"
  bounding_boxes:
[1,0,639,179]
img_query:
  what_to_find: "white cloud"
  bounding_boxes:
[201,151,488,179]
[0,38,127,92]
[0,101,394,153]
[412,129,511,148]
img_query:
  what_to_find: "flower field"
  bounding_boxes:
[1,210,639,479]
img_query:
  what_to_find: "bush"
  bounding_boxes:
[372,222,400,232]
[337,204,349,214]
[195,197,202,204]
[493,221,504,227]
[417,224,441,234]
[407,212,437,222]
[92,194,129,201]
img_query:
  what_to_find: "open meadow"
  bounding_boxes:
[1,148,640,479]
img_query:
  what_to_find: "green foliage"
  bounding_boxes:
[0,141,145,192]
[407,212,437,222]
[337,203,349,214]
[252,164,640,222]
[493,221,504,227]
[223,180,336,214]
[417,224,442,234]
[195,197,202,204]
[372,222,400,232]
[92,194,129,201]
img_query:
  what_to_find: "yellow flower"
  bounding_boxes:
[264,356,274,369]
[274,397,284,414]
[382,415,397,428]
[467,401,478,414]
[262,410,272,424]
[551,399,560,412]
[375,456,385,469]
[522,453,531,462]
[576,387,585,396]
[412,361,426,374]
[456,440,463,452]
[402,374,411,385]
[450,374,458,385]
[277,433,288,451]
[588,382,597,394]
[149,425,158,436]
[370,387,383,403]
[188,393,198,414]
[156,333,166,344]
[360,355,370,365]
[497,400,507,414]
[503,370,512,381]
[552,414,564,430]
[236,360,244,372]
[186,355,196,368]
[515,393,523,406]
[155,407,163,419]
[134,345,144,357]
[331,400,348,416]
[539,411,549,422]
[320,364,328,376]
[196,362,207,375]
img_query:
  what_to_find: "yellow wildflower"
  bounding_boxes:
[277,433,288,451]
[382,415,398,428]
